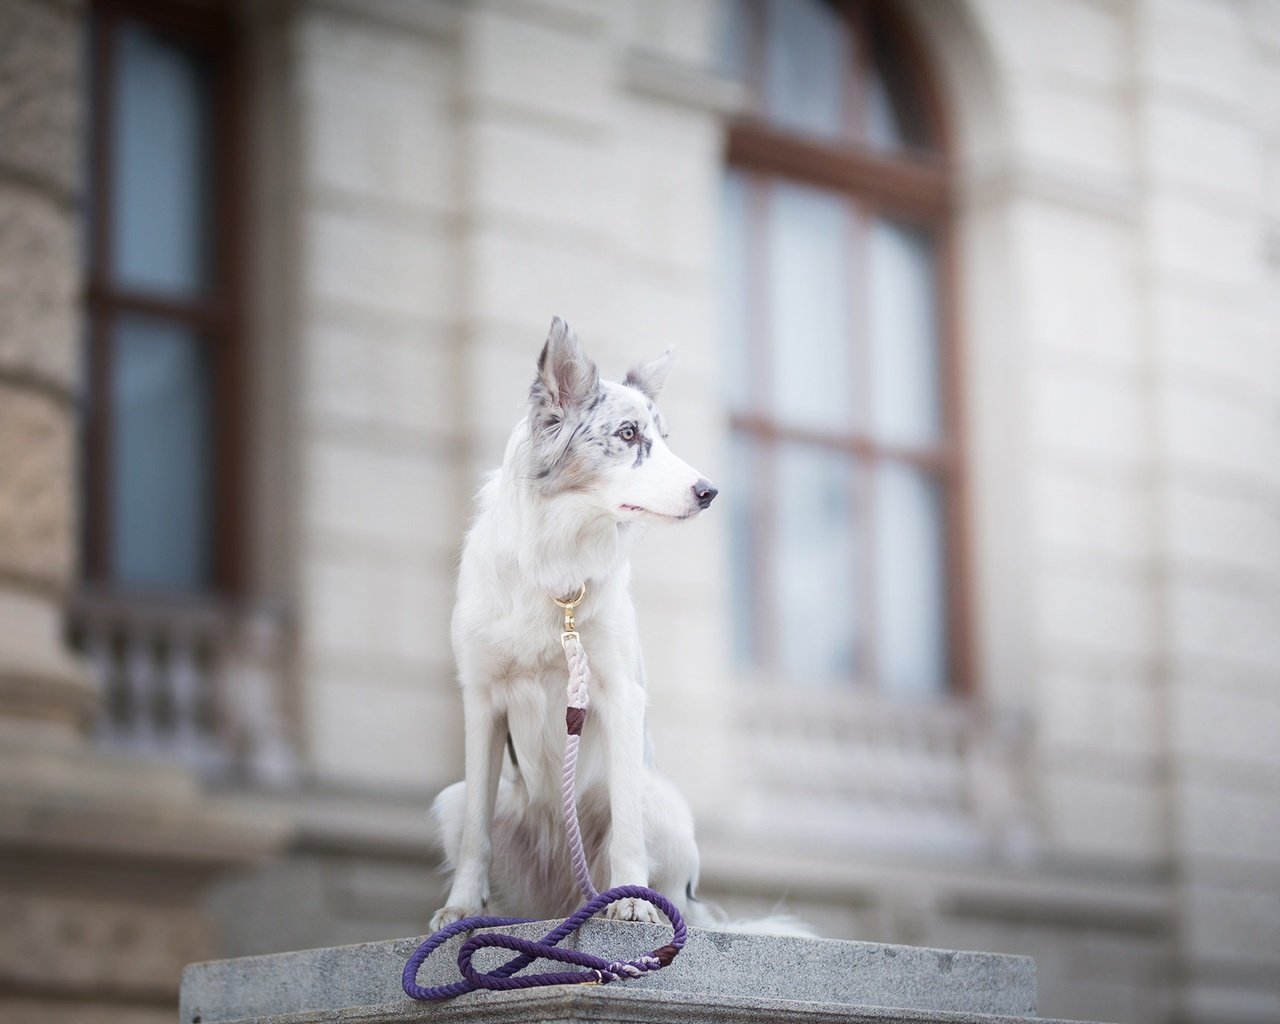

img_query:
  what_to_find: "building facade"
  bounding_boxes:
[1,1,1278,1022]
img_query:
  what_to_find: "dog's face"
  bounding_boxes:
[525,317,717,522]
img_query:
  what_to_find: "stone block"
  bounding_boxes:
[307,670,462,789]
[1040,771,1166,862]
[463,6,611,129]
[1183,980,1280,1024]
[1152,286,1277,396]
[1039,668,1160,761]
[1182,880,1280,965]
[620,0,720,66]
[467,228,618,333]
[615,274,718,385]
[0,0,80,195]
[1173,676,1280,770]
[1263,142,1280,227]
[301,547,454,666]
[1158,381,1280,488]
[211,853,446,961]
[1029,370,1146,469]
[1178,782,1280,866]
[0,182,79,390]
[0,1001,174,1024]
[1146,194,1264,291]
[304,315,461,443]
[1145,98,1263,201]
[0,384,73,587]
[303,436,461,554]
[296,8,452,81]
[1253,0,1280,51]
[1012,85,1133,184]
[305,206,458,323]
[1166,483,1280,578]
[1168,581,1280,673]
[181,919,1049,1024]
[977,0,1127,89]
[467,117,611,234]
[1033,567,1155,663]
[612,97,721,275]
[1016,206,1141,370]
[1138,0,1253,110]
[0,890,211,998]
[1030,469,1151,564]
[458,325,548,442]
[300,26,456,214]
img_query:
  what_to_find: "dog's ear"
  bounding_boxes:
[623,347,674,401]
[531,317,600,424]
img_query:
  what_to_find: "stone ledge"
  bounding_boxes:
[177,919,1106,1024]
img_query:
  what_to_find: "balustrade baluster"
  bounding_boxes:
[124,624,159,752]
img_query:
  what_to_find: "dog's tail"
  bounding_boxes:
[681,886,816,938]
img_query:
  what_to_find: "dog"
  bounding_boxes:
[429,316,721,930]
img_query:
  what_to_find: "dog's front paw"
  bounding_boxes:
[429,904,480,932]
[605,897,662,924]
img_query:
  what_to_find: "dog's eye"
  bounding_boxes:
[617,424,637,444]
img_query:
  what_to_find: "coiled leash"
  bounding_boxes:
[402,584,687,1000]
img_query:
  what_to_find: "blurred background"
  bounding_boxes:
[1,0,1278,1022]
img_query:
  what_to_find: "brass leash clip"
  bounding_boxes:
[553,583,586,647]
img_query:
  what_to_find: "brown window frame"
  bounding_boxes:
[725,0,975,695]
[83,0,247,596]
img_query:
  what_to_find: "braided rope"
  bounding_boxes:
[401,886,686,999]
[560,633,596,900]
[402,588,686,1001]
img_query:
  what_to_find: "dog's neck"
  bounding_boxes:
[496,471,637,600]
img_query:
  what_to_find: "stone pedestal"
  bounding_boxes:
[181,920,1106,1024]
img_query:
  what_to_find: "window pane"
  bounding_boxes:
[866,69,905,152]
[719,0,750,83]
[773,443,859,683]
[110,315,213,590]
[727,433,761,667]
[112,19,213,295]
[769,181,857,431]
[865,27,935,153]
[869,219,940,444]
[763,0,850,141]
[874,462,947,695]
[720,169,752,412]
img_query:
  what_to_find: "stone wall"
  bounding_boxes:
[1135,2,1280,1020]
[0,4,284,1022]
[0,0,94,736]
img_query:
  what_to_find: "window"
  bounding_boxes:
[721,0,970,695]
[83,0,243,595]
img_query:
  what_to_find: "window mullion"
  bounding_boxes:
[851,197,877,693]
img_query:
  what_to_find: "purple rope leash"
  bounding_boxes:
[402,585,687,1001]
[401,885,686,999]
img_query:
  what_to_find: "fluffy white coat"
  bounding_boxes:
[430,318,719,929]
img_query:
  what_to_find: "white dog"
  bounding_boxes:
[429,317,721,930]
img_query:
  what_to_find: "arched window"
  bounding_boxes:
[720,0,969,696]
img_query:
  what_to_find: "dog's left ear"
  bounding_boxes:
[532,316,600,422]
[623,348,674,401]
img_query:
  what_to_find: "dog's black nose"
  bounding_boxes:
[693,479,718,510]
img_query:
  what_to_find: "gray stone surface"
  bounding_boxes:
[179,919,1084,1024]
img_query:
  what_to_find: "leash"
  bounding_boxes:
[402,584,687,1000]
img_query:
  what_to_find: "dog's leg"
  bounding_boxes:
[598,687,662,924]
[430,692,505,931]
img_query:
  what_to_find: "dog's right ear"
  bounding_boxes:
[530,317,600,428]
